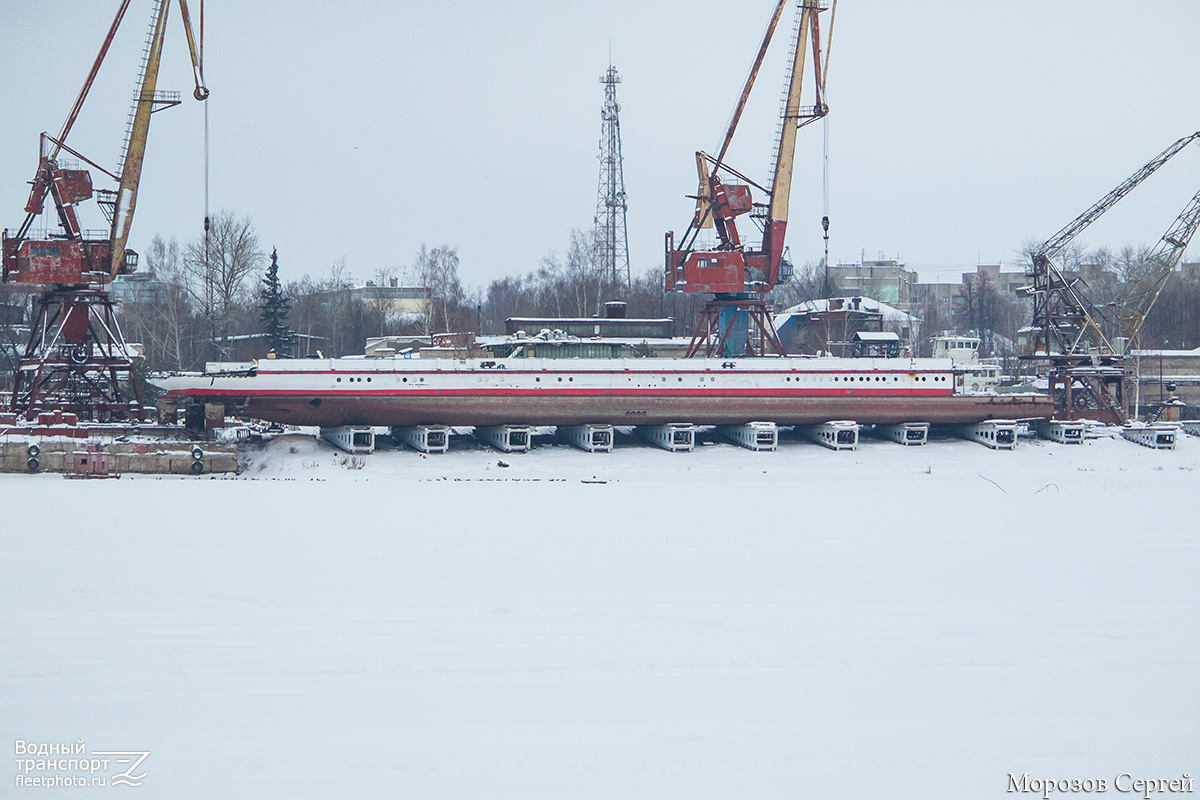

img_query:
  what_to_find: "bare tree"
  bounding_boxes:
[367,265,398,338]
[140,235,193,369]
[413,244,465,334]
[770,259,827,310]
[182,210,265,345]
[325,257,353,355]
[533,252,567,318]
[285,274,324,356]
[567,228,601,316]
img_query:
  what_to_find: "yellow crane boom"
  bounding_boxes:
[110,0,208,277]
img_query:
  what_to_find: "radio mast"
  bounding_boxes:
[594,63,631,289]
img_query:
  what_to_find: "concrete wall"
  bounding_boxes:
[1,440,238,475]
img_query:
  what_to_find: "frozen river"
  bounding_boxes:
[2,430,1197,798]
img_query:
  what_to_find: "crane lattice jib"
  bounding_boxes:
[1027,131,1200,362]
[1118,188,1200,343]
[110,0,208,278]
[1038,131,1200,261]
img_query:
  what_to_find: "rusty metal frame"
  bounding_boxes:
[10,288,143,421]
[685,299,787,358]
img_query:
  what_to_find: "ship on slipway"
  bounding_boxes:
[156,0,1053,435]
[154,355,1053,430]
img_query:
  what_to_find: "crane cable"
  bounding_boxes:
[821,0,837,268]
[200,0,213,333]
[201,0,208,234]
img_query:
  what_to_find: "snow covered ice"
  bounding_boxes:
[2,430,1198,798]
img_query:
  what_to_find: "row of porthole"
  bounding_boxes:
[829,375,946,383]
[785,375,902,382]
[336,376,425,382]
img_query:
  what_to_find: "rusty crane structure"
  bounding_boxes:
[665,0,835,358]
[2,0,208,421]
[1020,131,1200,423]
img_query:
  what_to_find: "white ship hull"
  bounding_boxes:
[154,356,1054,427]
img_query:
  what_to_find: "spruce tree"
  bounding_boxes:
[259,247,294,356]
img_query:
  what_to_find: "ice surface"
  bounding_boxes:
[2,431,1197,798]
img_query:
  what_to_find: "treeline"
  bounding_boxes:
[114,221,755,372]
[6,211,1198,389]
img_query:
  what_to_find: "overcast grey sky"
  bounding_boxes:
[3,1,1200,289]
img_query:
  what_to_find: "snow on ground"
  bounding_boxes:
[2,430,1198,799]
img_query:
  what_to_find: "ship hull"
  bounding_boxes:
[217,389,1052,427]
[156,356,1055,427]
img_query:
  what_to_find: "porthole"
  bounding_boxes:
[402,377,408,382]
[336,377,341,382]
[558,377,563,382]
[569,377,574,382]
[366,377,371,382]
[677,377,682,382]
[536,377,541,382]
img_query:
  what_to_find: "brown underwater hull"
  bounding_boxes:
[184,389,1055,428]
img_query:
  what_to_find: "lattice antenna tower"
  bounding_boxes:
[594,63,631,289]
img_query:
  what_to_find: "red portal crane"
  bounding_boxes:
[665,0,834,357]
[2,0,208,421]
